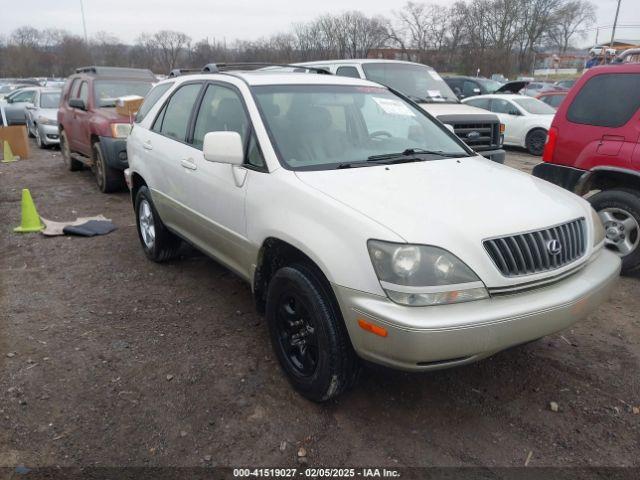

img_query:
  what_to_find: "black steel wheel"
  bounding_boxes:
[266,264,360,402]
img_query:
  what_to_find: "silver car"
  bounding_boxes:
[1,87,39,125]
[26,89,62,148]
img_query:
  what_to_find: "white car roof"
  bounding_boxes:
[164,71,384,88]
[298,59,435,68]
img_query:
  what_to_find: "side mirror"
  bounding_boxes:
[473,88,481,94]
[444,124,456,134]
[508,109,520,116]
[69,98,86,110]
[26,105,36,110]
[203,131,244,165]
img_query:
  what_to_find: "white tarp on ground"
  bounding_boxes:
[41,215,111,236]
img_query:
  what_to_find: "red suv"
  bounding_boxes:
[533,56,640,273]
[58,66,155,192]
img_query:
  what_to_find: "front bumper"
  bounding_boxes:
[98,136,128,170]
[334,249,620,371]
[477,148,505,164]
[38,123,60,144]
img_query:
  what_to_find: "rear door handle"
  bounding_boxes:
[180,158,197,170]
[143,141,153,151]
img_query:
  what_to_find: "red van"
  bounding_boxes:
[533,54,640,273]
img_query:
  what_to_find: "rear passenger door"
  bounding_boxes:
[145,81,204,232]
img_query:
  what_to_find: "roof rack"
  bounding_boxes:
[167,63,332,77]
[75,66,156,80]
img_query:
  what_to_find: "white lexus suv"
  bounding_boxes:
[125,66,620,402]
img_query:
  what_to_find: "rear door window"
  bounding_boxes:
[567,73,640,127]
[155,83,202,141]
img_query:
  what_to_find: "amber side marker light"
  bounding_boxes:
[358,319,388,337]
[499,123,505,134]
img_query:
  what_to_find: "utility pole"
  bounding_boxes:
[80,0,88,43]
[610,0,622,50]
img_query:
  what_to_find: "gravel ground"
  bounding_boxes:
[1,142,639,469]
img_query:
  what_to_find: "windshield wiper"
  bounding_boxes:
[367,148,465,161]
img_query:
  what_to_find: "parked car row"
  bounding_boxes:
[36,57,635,402]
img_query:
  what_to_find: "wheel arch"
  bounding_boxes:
[253,237,336,315]
[582,167,640,196]
[130,172,148,206]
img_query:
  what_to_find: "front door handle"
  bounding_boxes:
[143,141,153,151]
[180,158,197,170]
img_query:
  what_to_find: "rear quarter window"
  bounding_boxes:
[567,73,640,127]
[135,82,173,123]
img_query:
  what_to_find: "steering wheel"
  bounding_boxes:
[369,130,393,139]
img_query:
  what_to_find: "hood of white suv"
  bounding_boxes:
[295,156,588,257]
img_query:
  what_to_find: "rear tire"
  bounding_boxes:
[265,263,360,402]
[134,186,182,262]
[60,130,83,171]
[525,128,547,156]
[93,142,123,193]
[589,188,640,274]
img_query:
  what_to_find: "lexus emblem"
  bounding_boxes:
[467,131,481,140]
[546,239,562,256]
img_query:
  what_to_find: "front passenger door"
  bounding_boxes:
[181,83,256,278]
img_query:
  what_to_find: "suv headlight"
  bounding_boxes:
[110,123,133,138]
[591,208,605,248]
[367,240,488,306]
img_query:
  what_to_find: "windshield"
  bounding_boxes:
[94,80,152,108]
[253,84,469,171]
[513,98,556,115]
[40,92,61,108]
[477,78,503,93]
[361,63,458,103]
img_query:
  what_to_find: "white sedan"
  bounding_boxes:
[462,94,555,156]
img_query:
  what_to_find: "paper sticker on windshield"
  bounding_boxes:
[427,90,445,101]
[372,97,415,116]
[428,70,443,81]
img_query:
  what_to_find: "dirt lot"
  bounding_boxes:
[1,142,639,469]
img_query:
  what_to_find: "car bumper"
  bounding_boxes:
[333,249,620,371]
[38,124,60,144]
[532,162,589,194]
[98,136,128,170]
[477,148,505,164]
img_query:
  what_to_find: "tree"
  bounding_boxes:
[549,0,596,53]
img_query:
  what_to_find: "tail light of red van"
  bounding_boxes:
[542,127,558,163]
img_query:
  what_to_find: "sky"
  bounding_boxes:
[4,0,640,48]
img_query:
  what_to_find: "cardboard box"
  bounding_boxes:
[115,95,145,118]
[0,125,30,159]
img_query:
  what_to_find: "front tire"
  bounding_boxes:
[93,142,123,193]
[589,189,640,274]
[34,126,45,149]
[134,186,182,262]
[525,128,547,156]
[266,264,359,402]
